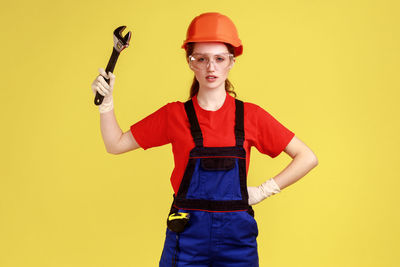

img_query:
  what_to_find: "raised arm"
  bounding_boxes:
[92,68,141,154]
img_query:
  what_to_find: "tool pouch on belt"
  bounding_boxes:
[167,201,190,233]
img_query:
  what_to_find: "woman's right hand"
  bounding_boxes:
[91,68,115,98]
[92,68,116,113]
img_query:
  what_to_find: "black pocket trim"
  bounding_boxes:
[200,157,235,171]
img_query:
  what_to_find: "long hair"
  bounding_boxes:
[185,42,237,100]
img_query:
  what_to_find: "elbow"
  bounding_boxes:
[309,151,318,168]
[105,145,121,155]
[107,150,119,155]
[297,149,318,168]
[312,155,318,167]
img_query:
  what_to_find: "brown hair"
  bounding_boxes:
[185,42,237,100]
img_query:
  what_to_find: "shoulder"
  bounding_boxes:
[241,100,279,123]
[242,100,265,116]
[165,100,186,110]
[243,101,261,110]
[159,100,188,116]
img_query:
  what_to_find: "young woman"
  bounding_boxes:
[91,12,318,267]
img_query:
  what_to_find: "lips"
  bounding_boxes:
[206,75,218,82]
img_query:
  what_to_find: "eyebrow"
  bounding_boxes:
[191,52,230,55]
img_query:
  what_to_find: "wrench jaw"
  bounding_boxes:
[113,25,132,53]
[123,31,131,44]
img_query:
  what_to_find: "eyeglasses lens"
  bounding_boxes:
[189,54,233,69]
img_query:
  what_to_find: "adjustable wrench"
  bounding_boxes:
[94,26,132,105]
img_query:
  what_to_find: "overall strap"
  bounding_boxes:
[184,98,245,147]
[184,99,204,147]
[234,99,245,147]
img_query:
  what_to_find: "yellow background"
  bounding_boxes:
[1,0,399,266]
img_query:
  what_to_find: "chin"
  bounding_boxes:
[202,80,225,89]
[202,84,223,91]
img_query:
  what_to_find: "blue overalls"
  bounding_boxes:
[159,98,259,267]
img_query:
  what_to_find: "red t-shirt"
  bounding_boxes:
[130,92,295,194]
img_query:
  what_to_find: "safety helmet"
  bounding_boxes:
[182,12,243,57]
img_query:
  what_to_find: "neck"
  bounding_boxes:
[197,87,227,111]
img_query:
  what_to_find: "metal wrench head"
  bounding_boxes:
[113,26,132,53]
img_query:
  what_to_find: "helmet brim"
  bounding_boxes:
[182,39,243,57]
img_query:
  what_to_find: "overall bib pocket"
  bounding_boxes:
[186,157,242,201]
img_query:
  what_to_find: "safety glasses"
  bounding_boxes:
[188,53,234,70]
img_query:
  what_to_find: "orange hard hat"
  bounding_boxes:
[182,12,243,57]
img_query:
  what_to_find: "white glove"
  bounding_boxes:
[248,178,281,205]
[91,68,115,113]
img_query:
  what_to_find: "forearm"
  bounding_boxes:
[248,137,318,205]
[100,106,123,154]
[272,151,318,190]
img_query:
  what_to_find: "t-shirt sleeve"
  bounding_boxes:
[253,104,295,158]
[130,103,171,150]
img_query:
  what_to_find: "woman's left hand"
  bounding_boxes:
[247,178,281,205]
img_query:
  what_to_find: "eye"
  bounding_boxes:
[215,56,225,62]
[197,57,206,62]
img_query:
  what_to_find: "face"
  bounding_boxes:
[188,42,235,92]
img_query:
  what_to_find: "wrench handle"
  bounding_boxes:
[94,47,120,105]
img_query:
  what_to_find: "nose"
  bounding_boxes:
[206,59,216,71]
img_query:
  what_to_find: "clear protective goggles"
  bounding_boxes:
[188,52,235,70]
